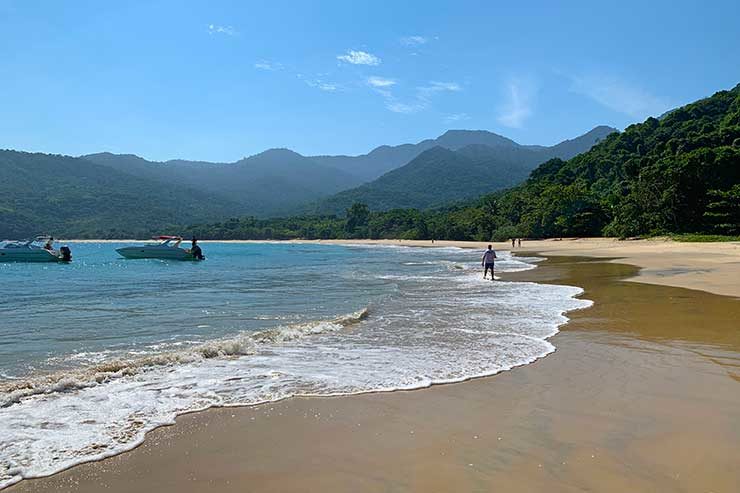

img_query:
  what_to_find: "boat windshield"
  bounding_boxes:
[146,236,183,247]
[1,237,52,248]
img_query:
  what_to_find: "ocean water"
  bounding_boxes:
[0,242,591,488]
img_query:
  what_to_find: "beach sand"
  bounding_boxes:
[306,238,740,298]
[10,251,740,493]
[67,237,740,297]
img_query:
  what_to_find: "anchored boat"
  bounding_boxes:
[116,236,204,261]
[0,236,72,263]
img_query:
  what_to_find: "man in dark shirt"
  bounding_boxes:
[190,239,204,260]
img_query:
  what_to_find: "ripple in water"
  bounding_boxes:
[0,242,591,488]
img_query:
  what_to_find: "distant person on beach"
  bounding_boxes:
[511,238,515,248]
[482,244,497,280]
[518,238,522,247]
[190,239,204,260]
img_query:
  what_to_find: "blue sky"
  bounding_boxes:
[1,0,739,162]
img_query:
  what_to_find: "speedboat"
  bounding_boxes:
[0,236,72,263]
[116,236,203,261]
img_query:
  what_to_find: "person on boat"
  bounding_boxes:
[44,237,54,250]
[482,244,497,280]
[173,237,182,248]
[190,239,204,260]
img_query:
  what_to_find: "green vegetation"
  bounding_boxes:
[84,149,359,217]
[669,234,740,242]
[0,151,241,239]
[182,84,739,242]
[3,85,736,242]
[482,84,740,239]
[309,126,615,215]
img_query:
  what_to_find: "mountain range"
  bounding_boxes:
[177,83,740,242]
[1,126,616,238]
[0,151,242,239]
[310,126,616,213]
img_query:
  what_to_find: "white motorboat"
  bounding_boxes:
[0,236,72,263]
[116,236,203,261]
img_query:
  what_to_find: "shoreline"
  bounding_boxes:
[9,255,740,492]
[63,238,739,297]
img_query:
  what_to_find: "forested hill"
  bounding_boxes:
[308,125,616,214]
[483,83,740,239]
[310,145,535,213]
[83,148,359,217]
[180,84,739,241]
[0,151,243,239]
[309,126,615,183]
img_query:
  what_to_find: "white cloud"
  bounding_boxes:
[400,35,427,47]
[337,50,381,66]
[444,113,470,122]
[254,60,283,71]
[367,76,396,88]
[386,101,425,114]
[208,24,237,36]
[304,79,339,92]
[424,81,461,93]
[569,73,671,119]
[496,79,535,128]
[376,80,462,115]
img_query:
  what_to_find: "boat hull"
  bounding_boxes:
[0,250,63,263]
[116,246,198,261]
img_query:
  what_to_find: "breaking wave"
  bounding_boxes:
[0,308,369,409]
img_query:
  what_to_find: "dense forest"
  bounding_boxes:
[181,84,740,241]
[307,126,614,214]
[1,128,612,239]
[0,151,243,239]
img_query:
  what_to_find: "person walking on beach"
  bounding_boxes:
[511,238,515,248]
[482,244,497,280]
[517,238,522,247]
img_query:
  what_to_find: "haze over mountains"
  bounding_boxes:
[311,126,616,213]
[0,151,242,239]
[84,148,358,217]
[1,126,616,238]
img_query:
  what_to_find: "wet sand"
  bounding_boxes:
[309,238,740,298]
[10,256,740,493]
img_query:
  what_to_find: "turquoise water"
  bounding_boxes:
[1,242,388,377]
[0,242,590,488]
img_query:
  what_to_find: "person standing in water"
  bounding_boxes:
[190,239,204,260]
[482,244,497,280]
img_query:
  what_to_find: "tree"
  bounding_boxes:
[704,185,740,234]
[345,203,370,236]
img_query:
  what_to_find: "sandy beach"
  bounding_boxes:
[306,238,740,298]
[8,241,740,493]
[68,237,740,297]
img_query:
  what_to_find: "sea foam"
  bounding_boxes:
[0,246,590,489]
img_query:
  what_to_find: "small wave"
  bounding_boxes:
[0,308,369,409]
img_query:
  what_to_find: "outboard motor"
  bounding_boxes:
[60,245,72,262]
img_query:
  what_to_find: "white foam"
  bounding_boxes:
[0,249,591,489]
